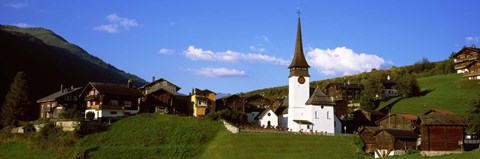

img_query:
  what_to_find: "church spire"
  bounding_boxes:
[288,15,310,77]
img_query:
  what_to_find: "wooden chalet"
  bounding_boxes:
[373,128,419,158]
[138,77,181,114]
[325,82,364,102]
[244,94,273,111]
[382,76,397,97]
[37,85,84,119]
[359,126,382,153]
[419,114,467,155]
[80,80,143,120]
[348,109,386,133]
[377,113,419,131]
[216,94,244,112]
[453,45,480,80]
[191,88,216,117]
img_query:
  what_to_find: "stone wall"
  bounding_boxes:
[222,120,239,133]
[420,151,463,157]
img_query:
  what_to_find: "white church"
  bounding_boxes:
[284,16,342,134]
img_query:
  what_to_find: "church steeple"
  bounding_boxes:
[288,17,310,77]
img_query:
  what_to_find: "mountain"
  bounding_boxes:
[0,25,146,120]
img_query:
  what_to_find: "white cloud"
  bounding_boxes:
[94,24,118,33]
[189,67,247,78]
[184,45,289,66]
[158,48,175,54]
[3,2,27,9]
[465,36,479,44]
[307,47,386,76]
[94,13,140,33]
[12,23,34,28]
[249,46,266,53]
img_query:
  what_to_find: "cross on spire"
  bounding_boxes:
[297,8,301,18]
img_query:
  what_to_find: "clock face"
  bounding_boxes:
[298,76,305,84]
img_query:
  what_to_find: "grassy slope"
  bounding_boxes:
[379,73,480,115]
[73,114,224,159]
[0,142,60,159]
[201,133,358,159]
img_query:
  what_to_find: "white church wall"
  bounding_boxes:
[287,76,310,132]
[307,105,335,133]
[259,109,278,128]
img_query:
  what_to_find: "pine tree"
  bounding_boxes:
[466,95,480,134]
[1,72,31,126]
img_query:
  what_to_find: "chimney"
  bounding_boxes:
[60,84,64,93]
[387,75,391,80]
[152,76,155,82]
[127,79,133,88]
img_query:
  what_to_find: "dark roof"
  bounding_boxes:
[423,109,455,115]
[139,78,181,91]
[373,128,419,139]
[81,82,143,97]
[328,83,364,89]
[193,88,216,95]
[280,96,288,107]
[420,114,467,126]
[216,94,242,101]
[255,108,276,120]
[305,88,336,106]
[454,45,480,57]
[37,87,83,103]
[376,113,418,124]
[359,126,382,134]
[288,18,310,69]
[293,120,313,125]
[244,94,272,102]
[382,79,397,85]
[274,106,288,116]
[360,109,386,116]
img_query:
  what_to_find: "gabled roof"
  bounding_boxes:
[139,78,181,91]
[420,114,467,126]
[216,94,242,101]
[376,113,418,123]
[288,18,310,69]
[359,126,382,134]
[255,108,276,120]
[360,109,386,116]
[373,128,419,139]
[454,45,480,57]
[193,88,217,95]
[80,82,143,97]
[423,109,455,115]
[37,87,83,103]
[274,106,288,116]
[305,88,336,106]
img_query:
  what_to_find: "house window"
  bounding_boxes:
[110,111,117,115]
[73,96,78,101]
[124,101,132,107]
[87,101,91,107]
[65,96,72,101]
[110,100,118,106]
[327,111,331,119]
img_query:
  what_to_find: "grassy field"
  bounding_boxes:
[379,73,480,115]
[201,133,359,159]
[0,142,61,159]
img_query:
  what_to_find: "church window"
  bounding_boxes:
[268,113,271,116]
[315,111,318,119]
[327,111,331,119]
[307,125,310,129]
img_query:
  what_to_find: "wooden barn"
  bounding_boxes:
[419,114,467,156]
[423,109,455,115]
[373,128,419,158]
[359,126,382,153]
[349,109,386,133]
[377,113,418,131]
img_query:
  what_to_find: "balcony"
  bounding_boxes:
[455,56,478,63]
[88,104,123,110]
[85,95,99,101]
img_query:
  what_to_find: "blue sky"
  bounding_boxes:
[2,0,480,94]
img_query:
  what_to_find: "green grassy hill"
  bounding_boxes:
[379,73,480,115]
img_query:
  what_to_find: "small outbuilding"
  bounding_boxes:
[419,114,467,156]
[373,128,419,158]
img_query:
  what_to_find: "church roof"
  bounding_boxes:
[288,18,310,69]
[305,88,336,106]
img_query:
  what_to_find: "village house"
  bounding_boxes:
[359,126,382,153]
[419,113,467,156]
[383,76,397,97]
[326,82,364,102]
[348,109,386,133]
[37,85,84,119]
[190,88,216,117]
[138,77,181,114]
[244,94,273,123]
[376,113,419,131]
[373,128,419,158]
[215,94,244,113]
[80,80,143,120]
[255,107,278,128]
[453,45,480,80]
